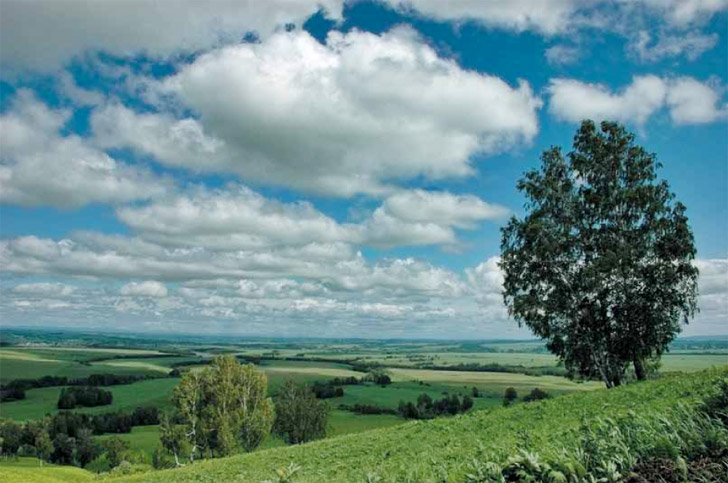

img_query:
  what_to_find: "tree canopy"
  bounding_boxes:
[500,120,698,388]
[162,355,274,462]
[273,380,329,444]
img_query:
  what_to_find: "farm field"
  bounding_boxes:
[0,378,180,421]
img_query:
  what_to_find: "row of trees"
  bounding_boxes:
[397,393,474,420]
[0,406,159,468]
[58,386,113,409]
[2,373,157,392]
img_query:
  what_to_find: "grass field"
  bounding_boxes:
[89,368,724,483]
[91,410,404,464]
[0,457,94,482]
[0,378,180,421]
[0,358,172,384]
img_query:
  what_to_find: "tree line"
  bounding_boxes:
[57,386,113,409]
[0,406,160,468]
[1,373,165,402]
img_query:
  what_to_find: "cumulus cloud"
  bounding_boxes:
[382,190,510,228]
[0,90,169,207]
[0,0,344,71]
[548,75,727,125]
[666,77,728,124]
[93,28,541,197]
[114,184,507,251]
[119,281,169,298]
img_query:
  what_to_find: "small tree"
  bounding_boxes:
[273,380,329,444]
[102,436,130,468]
[503,387,518,406]
[75,428,98,468]
[34,431,53,466]
[166,355,274,461]
[51,433,75,465]
[501,120,698,387]
[159,414,189,467]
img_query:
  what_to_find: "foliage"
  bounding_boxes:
[274,380,330,444]
[501,120,699,387]
[1,387,26,402]
[58,386,113,409]
[311,381,345,399]
[503,387,518,406]
[163,355,274,463]
[397,392,474,419]
[523,388,550,403]
[103,436,131,468]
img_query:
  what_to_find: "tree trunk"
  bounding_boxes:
[633,357,646,380]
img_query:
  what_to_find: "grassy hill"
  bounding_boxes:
[3,368,725,482]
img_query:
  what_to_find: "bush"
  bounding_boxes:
[503,387,518,406]
[523,388,549,402]
[0,387,26,401]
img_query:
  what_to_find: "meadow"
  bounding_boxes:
[6,368,712,482]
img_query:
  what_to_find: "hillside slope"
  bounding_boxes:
[3,369,725,482]
[110,369,725,482]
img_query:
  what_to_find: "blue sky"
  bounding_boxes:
[0,0,726,338]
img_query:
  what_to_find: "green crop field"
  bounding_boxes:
[40,368,715,483]
[0,378,180,421]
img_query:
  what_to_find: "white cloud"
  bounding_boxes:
[386,0,582,34]
[635,0,728,27]
[545,44,581,66]
[58,72,105,106]
[548,75,727,125]
[115,183,507,251]
[12,282,75,297]
[382,190,509,228]
[0,0,344,71]
[666,77,728,124]
[0,90,169,208]
[120,281,168,298]
[548,75,668,125]
[94,28,541,197]
[631,30,719,62]
[116,185,350,250]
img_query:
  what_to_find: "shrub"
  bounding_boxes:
[523,388,549,402]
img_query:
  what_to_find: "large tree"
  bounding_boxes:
[500,120,698,388]
[162,355,274,463]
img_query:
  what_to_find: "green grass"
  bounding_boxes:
[327,409,404,437]
[97,426,164,463]
[98,368,725,482]
[660,353,728,371]
[0,378,180,421]
[0,358,170,384]
[91,410,404,463]
[0,457,94,482]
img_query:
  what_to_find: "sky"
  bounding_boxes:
[0,0,726,339]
